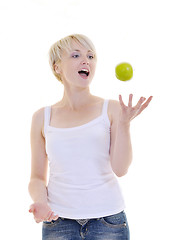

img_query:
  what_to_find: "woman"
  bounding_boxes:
[28,34,152,240]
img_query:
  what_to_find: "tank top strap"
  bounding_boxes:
[101,99,110,125]
[101,99,109,115]
[44,106,51,137]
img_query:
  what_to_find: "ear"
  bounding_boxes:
[54,63,61,74]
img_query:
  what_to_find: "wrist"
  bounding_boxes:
[33,200,48,205]
[118,120,131,128]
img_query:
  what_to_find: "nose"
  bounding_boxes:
[81,56,89,65]
[81,61,89,66]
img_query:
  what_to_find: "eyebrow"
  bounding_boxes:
[72,49,94,53]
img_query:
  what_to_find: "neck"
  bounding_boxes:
[60,87,93,111]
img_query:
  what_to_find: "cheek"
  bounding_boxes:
[91,63,97,75]
[61,65,77,80]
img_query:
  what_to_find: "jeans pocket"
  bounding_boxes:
[43,218,60,227]
[101,211,127,228]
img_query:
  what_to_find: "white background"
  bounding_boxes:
[0,0,168,239]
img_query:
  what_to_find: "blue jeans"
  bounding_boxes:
[42,211,130,240]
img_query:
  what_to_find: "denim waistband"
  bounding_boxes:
[60,217,101,226]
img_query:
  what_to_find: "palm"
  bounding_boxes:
[32,202,51,219]
[29,202,58,223]
[119,94,153,123]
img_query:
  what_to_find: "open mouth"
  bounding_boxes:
[78,69,90,78]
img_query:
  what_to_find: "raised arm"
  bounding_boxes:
[109,95,152,177]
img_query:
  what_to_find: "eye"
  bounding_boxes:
[72,54,80,58]
[88,55,94,59]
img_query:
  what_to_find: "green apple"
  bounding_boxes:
[115,62,133,81]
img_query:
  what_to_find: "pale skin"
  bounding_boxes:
[28,40,153,223]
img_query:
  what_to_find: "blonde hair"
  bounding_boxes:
[48,34,97,83]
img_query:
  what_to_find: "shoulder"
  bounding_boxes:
[31,107,46,137]
[32,107,45,123]
[108,99,120,111]
[108,99,121,124]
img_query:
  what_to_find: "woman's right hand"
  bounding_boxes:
[29,202,59,223]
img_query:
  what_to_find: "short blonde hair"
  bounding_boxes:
[48,34,97,83]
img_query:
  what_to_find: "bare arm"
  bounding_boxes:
[110,120,132,177]
[109,100,132,177]
[28,108,58,223]
[109,95,153,177]
[28,107,48,203]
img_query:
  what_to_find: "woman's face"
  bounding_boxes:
[56,40,97,87]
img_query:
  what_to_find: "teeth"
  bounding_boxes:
[81,69,89,73]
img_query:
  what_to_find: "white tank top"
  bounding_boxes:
[44,99,125,219]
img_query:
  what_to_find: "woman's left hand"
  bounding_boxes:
[119,94,153,124]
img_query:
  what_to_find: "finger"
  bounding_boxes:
[29,205,35,213]
[135,97,146,109]
[119,95,126,109]
[46,212,54,222]
[142,96,153,108]
[43,211,53,222]
[53,215,59,221]
[48,212,56,222]
[139,96,153,111]
[43,211,52,221]
[35,220,42,224]
[128,94,133,107]
[134,96,153,118]
[34,217,42,223]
